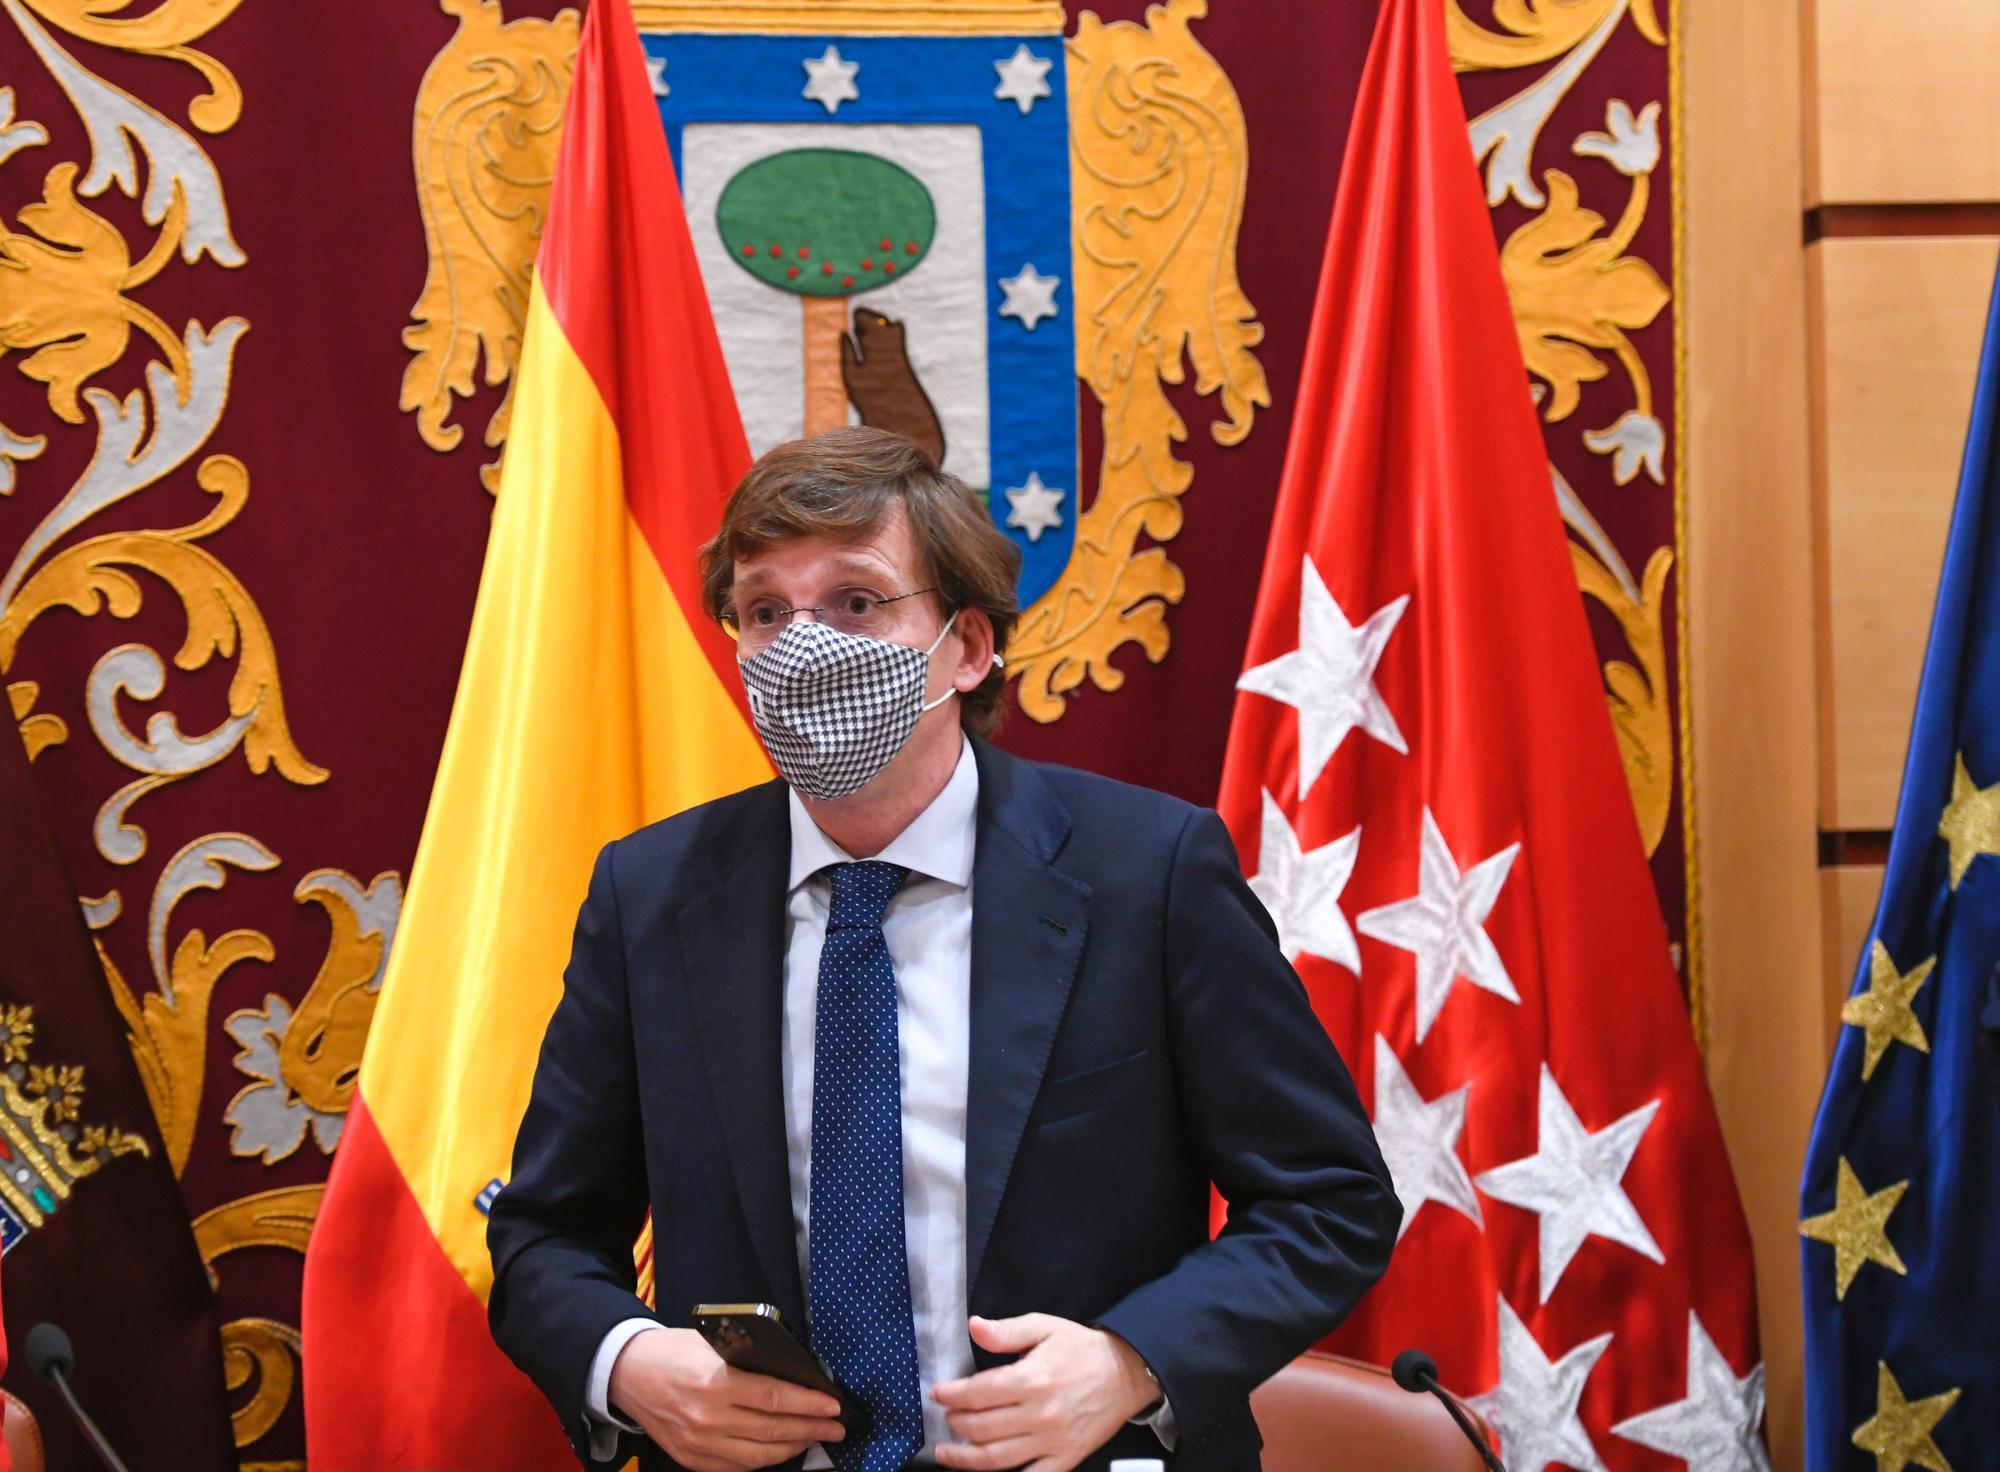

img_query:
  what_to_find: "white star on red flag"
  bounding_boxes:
[1612,1313,1772,1472]
[1247,790,1361,973]
[1468,1297,1613,1472]
[1235,554,1408,795]
[1356,808,1519,1042]
[1369,1035,1480,1240]
[1211,0,1763,1455]
[1474,1064,1665,1301]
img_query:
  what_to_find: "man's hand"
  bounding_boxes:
[608,1328,846,1472]
[932,1315,1161,1472]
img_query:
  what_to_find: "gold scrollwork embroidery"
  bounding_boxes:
[0,160,189,424]
[4,5,362,1466]
[8,678,65,757]
[13,0,251,133]
[193,1183,324,1276]
[192,1186,322,1452]
[403,0,580,493]
[0,452,328,812]
[1570,533,1673,854]
[1448,0,1661,75]
[2,0,244,265]
[220,1317,303,1450]
[225,870,402,1164]
[1454,2,1676,857]
[96,831,280,1177]
[1500,168,1666,430]
[1007,0,1267,723]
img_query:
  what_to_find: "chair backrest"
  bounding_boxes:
[1249,1352,1492,1472]
[3,1389,43,1472]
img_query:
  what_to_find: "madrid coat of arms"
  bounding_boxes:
[406,0,1269,722]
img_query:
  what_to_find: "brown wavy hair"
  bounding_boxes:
[699,427,1022,736]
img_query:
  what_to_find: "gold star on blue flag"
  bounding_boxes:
[1799,259,2000,1467]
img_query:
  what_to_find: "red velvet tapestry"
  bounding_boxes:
[0,2,1677,1464]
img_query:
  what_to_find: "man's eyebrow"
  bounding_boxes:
[730,552,897,594]
[822,552,896,579]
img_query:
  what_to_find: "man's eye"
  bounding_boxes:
[749,605,781,627]
[843,593,878,617]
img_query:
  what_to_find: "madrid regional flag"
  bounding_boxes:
[1215,0,1766,1467]
[301,0,768,1462]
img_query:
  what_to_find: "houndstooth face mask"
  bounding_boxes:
[738,612,961,800]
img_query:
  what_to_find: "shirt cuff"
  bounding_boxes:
[1136,1391,1178,1451]
[584,1317,662,1456]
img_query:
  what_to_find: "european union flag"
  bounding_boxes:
[1801,258,2000,1469]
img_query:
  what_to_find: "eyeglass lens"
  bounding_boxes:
[732,588,938,651]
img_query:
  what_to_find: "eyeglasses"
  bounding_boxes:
[723,587,942,654]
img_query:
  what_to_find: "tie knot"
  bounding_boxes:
[826,860,909,930]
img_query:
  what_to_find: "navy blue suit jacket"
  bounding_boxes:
[488,738,1399,1471]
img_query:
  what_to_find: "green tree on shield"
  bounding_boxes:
[718,148,938,443]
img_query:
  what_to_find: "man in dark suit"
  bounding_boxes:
[489,428,1399,1472]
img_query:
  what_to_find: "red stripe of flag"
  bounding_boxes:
[539,0,751,713]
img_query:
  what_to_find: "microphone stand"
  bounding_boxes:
[25,1323,133,1472]
[1415,1366,1505,1472]
[47,1368,134,1472]
[1390,1348,1507,1472]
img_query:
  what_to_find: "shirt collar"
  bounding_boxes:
[786,737,979,892]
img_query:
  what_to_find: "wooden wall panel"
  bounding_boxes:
[1820,864,1886,1052]
[1693,0,2000,1458]
[1810,236,1999,830]
[1684,3,1825,1462]
[1806,0,2000,205]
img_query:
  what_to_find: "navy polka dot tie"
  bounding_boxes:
[809,861,923,1472]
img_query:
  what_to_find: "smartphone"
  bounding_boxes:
[691,1302,872,1440]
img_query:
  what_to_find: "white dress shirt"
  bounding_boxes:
[585,739,1168,1462]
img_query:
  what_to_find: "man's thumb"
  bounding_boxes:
[967,1313,1055,1354]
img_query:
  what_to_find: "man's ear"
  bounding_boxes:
[953,607,996,691]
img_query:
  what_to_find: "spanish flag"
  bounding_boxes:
[301,0,767,1462]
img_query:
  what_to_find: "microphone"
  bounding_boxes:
[25,1323,134,1472]
[1391,1348,1507,1472]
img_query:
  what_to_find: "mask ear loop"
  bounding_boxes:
[919,609,966,714]
[924,611,1008,668]
[922,608,962,657]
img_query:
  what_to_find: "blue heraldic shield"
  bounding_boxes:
[641,28,1080,611]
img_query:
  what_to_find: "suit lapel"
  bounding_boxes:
[964,741,1090,1301]
[677,781,806,1324]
